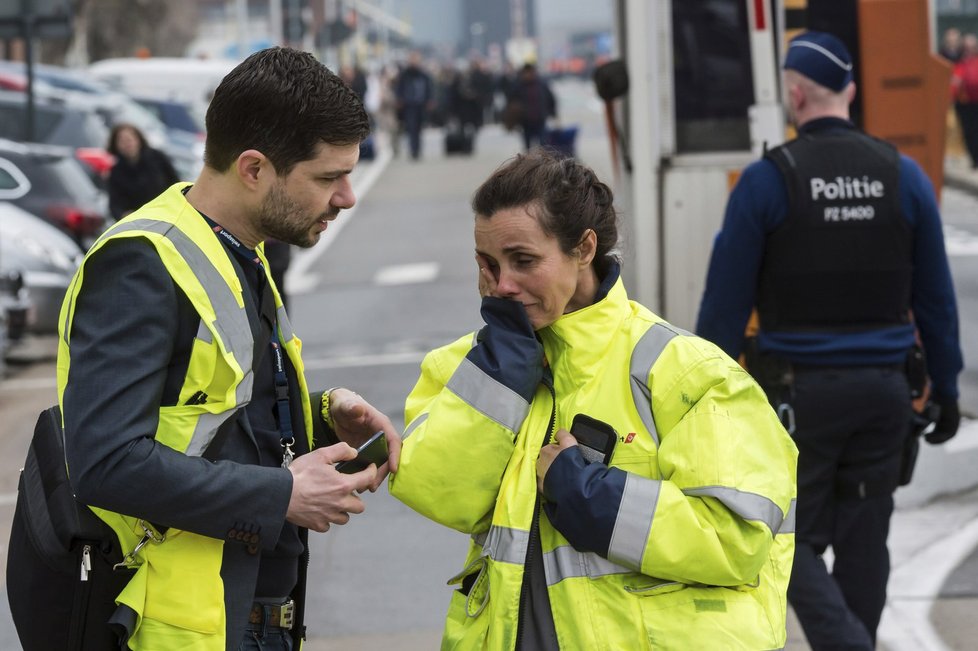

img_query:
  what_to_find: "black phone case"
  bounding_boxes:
[336,431,388,474]
[570,414,617,465]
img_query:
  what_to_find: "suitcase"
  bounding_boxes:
[542,125,579,158]
[444,127,474,155]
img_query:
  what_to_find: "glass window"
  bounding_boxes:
[672,0,755,153]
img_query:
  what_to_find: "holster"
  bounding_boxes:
[898,344,937,487]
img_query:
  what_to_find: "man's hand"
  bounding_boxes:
[537,429,578,493]
[327,388,401,489]
[286,443,376,532]
[925,398,961,444]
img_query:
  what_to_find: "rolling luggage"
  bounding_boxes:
[542,125,579,158]
[444,124,474,156]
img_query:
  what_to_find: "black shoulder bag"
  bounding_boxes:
[6,405,135,650]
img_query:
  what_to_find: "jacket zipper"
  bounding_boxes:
[515,373,557,649]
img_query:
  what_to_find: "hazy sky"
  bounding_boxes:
[386,0,614,47]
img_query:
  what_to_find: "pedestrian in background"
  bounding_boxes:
[697,31,963,650]
[951,34,978,169]
[505,62,557,151]
[391,150,797,649]
[395,51,434,160]
[42,47,401,650]
[106,123,179,220]
[940,26,963,63]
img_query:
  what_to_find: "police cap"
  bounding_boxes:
[783,31,854,91]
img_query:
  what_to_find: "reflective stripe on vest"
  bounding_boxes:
[472,525,633,584]
[92,218,256,456]
[446,357,530,434]
[629,322,692,447]
[402,412,428,440]
[683,486,787,536]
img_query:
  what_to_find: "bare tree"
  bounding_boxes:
[42,0,199,64]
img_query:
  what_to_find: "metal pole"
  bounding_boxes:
[270,0,284,46]
[22,0,35,142]
[235,0,249,56]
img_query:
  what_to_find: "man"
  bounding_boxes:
[696,31,962,650]
[56,48,401,650]
[506,62,557,151]
[395,51,434,160]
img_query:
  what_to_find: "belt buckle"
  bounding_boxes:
[277,600,295,630]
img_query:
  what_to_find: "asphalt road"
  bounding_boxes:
[0,79,975,649]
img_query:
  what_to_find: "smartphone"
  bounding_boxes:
[335,431,389,474]
[570,414,617,465]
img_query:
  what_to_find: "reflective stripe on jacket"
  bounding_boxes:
[56,183,313,650]
[390,277,797,650]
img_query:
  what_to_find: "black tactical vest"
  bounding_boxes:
[759,129,912,333]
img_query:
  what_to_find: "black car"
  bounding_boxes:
[0,88,115,182]
[0,139,108,249]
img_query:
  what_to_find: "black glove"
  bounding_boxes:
[925,398,960,445]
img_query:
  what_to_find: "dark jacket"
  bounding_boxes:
[107,148,179,220]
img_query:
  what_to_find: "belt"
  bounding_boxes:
[248,599,295,630]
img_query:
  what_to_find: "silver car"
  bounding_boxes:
[0,201,81,335]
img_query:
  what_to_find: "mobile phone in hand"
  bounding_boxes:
[570,414,617,465]
[335,431,389,474]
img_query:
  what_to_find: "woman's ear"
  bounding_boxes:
[576,228,597,266]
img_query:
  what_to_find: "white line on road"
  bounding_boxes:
[880,513,978,651]
[945,418,978,453]
[945,224,978,256]
[287,146,393,295]
[373,262,440,286]
[301,350,425,370]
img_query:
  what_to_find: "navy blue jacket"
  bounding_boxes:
[695,118,962,400]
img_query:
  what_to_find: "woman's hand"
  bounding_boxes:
[327,388,401,490]
[537,429,578,493]
[476,253,498,298]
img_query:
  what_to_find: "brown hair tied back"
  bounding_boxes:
[471,150,619,274]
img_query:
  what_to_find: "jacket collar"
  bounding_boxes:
[538,261,630,381]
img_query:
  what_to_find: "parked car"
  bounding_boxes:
[0,267,29,372]
[88,57,237,125]
[130,95,206,179]
[0,201,82,335]
[0,88,114,179]
[0,139,108,250]
[132,95,204,137]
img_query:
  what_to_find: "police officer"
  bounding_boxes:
[696,31,963,650]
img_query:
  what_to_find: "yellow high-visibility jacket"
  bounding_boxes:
[57,184,314,650]
[390,272,797,650]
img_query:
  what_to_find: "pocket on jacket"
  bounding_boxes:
[443,557,492,650]
[446,556,490,617]
[138,531,224,634]
[630,583,778,649]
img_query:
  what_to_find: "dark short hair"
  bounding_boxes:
[106,123,148,156]
[204,47,370,175]
[472,150,619,272]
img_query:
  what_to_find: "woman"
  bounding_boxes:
[106,123,179,220]
[389,151,797,649]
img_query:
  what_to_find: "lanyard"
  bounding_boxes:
[207,219,296,468]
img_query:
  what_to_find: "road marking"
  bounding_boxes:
[881,512,978,651]
[302,350,425,370]
[945,224,978,256]
[0,376,57,391]
[287,145,393,294]
[373,262,439,286]
[945,419,978,453]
